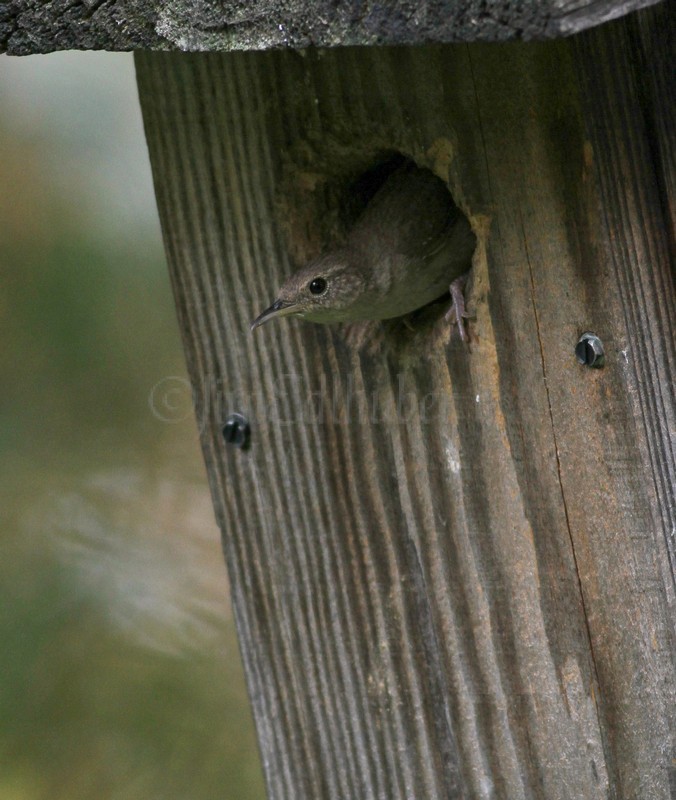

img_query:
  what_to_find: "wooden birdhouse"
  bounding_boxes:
[3,1,674,797]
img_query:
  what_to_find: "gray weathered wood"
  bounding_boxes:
[135,3,674,797]
[0,0,665,54]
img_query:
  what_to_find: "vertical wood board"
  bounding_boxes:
[136,10,675,796]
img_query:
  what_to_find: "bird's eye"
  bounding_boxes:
[309,277,327,295]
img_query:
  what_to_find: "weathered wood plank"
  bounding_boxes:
[135,7,674,796]
[0,0,665,54]
[569,13,676,792]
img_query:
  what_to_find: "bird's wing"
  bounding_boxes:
[348,166,461,262]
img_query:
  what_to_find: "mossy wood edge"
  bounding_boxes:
[0,0,666,54]
[135,4,674,798]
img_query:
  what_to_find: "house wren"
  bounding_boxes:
[251,164,476,340]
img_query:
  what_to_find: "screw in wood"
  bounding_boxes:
[575,332,605,368]
[222,413,251,450]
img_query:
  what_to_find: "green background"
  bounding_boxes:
[0,52,264,800]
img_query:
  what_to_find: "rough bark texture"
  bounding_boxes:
[135,4,674,798]
[0,0,664,54]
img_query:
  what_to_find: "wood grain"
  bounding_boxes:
[136,7,674,796]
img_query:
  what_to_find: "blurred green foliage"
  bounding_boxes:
[0,62,264,800]
[0,542,263,800]
[0,126,179,462]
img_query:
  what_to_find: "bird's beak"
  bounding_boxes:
[250,299,299,331]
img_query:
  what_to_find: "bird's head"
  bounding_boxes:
[251,250,368,330]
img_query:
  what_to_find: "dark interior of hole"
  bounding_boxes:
[337,151,414,230]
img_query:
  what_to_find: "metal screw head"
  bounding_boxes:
[222,413,251,450]
[575,332,605,368]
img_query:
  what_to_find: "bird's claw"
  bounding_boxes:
[446,273,472,343]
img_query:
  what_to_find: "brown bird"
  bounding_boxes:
[251,163,476,340]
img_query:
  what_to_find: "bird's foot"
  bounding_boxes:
[445,273,472,343]
[402,314,417,332]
